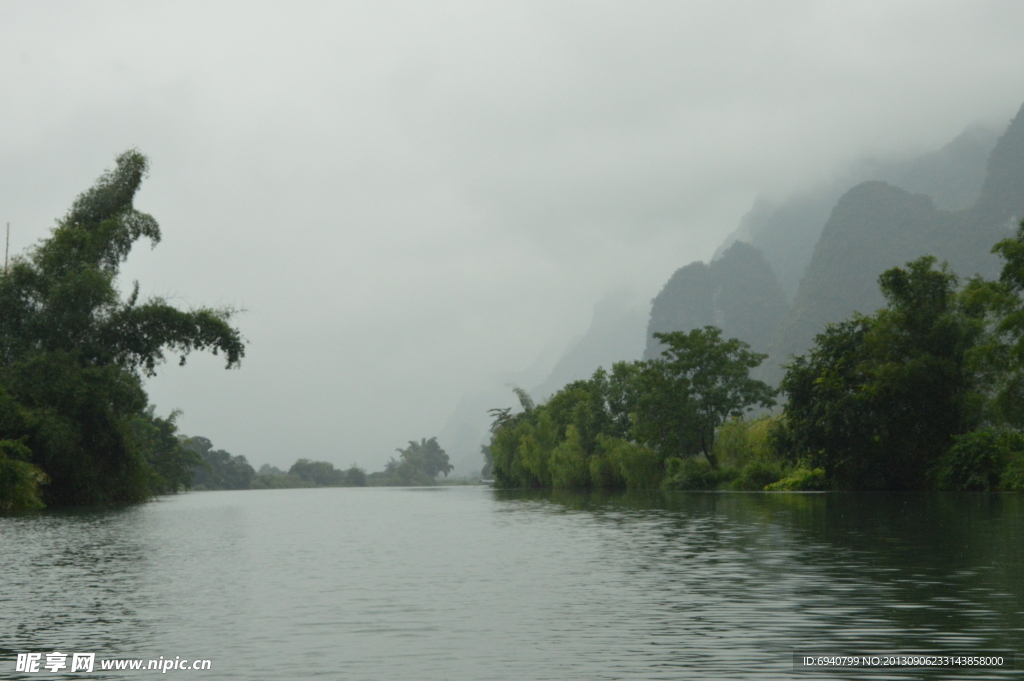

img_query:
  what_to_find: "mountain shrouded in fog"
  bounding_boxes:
[771,101,1024,377]
[644,241,788,360]
[441,102,1022,475]
[712,124,998,304]
[643,103,1023,385]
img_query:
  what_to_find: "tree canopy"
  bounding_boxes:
[0,150,245,508]
[639,328,775,467]
[774,242,1024,490]
[367,437,454,486]
[488,329,774,490]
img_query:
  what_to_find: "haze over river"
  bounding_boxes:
[2,488,1021,679]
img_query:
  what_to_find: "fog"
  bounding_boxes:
[2,1,1024,472]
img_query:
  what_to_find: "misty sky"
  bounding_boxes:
[3,2,1024,472]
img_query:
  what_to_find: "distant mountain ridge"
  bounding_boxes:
[644,241,787,359]
[771,102,1024,376]
[714,125,998,302]
[647,103,1022,382]
[439,101,1023,476]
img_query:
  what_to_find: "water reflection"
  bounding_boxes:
[495,490,1022,676]
[2,489,1020,680]
[0,507,153,656]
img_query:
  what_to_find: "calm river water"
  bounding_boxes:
[1,488,1021,679]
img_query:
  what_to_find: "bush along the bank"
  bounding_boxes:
[772,223,1024,491]
[488,328,777,491]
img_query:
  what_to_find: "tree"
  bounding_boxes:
[289,458,347,486]
[184,437,256,490]
[0,386,48,511]
[396,437,453,478]
[487,330,772,489]
[638,328,775,467]
[0,150,245,506]
[128,408,202,494]
[345,465,367,487]
[777,257,985,489]
[965,219,1024,427]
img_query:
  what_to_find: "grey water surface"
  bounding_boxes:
[1,488,1021,680]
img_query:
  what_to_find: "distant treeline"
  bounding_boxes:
[489,224,1024,493]
[183,436,368,491]
[0,151,464,513]
[182,435,454,492]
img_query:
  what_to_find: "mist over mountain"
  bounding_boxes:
[440,102,1021,476]
[644,241,788,360]
[770,102,1024,377]
[532,289,647,401]
[647,109,1016,382]
[714,125,997,302]
[439,291,645,475]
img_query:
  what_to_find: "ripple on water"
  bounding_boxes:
[1,489,1021,680]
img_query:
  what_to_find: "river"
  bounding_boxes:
[1,487,1021,679]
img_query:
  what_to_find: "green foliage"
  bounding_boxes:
[184,437,256,490]
[364,438,452,485]
[934,429,1023,491]
[549,426,590,489]
[775,236,1024,491]
[396,437,453,478]
[587,452,625,490]
[345,465,368,487]
[0,150,245,507]
[601,437,662,490]
[252,467,313,489]
[963,220,1024,428]
[659,416,790,491]
[0,386,47,510]
[777,257,985,490]
[371,458,435,486]
[765,468,829,491]
[289,459,348,486]
[489,330,773,490]
[729,459,785,491]
[640,328,775,466]
[129,409,201,494]
[662,457,721,490]
[367,437,451,486]
[250,461,367,489]
[713,416,776,469]
[0,439,48,511]
[1002,454,1024,491]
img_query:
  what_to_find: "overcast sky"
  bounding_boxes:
[3,1,1024,471]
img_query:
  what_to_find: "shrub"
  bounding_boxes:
[730,458,785,491]
[0,440,48,511]
[765,467,828,491]
[1002,455,1024,491]
[935,430,1023,491]
[549,427,590,489]
[588,453,625,490]
[713,416,778,469]
[601,436,664,490]
[663,457,721,490]
[346,466,367,487]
